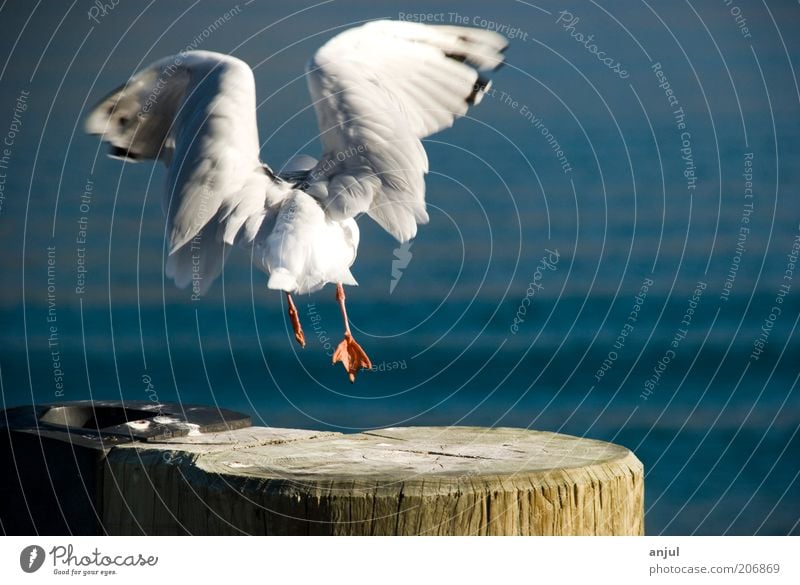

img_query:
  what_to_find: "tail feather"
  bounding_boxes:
[267,268,298,292]
[165,223,231,296]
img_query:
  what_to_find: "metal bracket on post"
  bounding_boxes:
[0,400,251,535]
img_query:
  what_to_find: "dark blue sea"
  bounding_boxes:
[1,0,798,535]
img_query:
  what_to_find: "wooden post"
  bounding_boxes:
[102,426,644,535]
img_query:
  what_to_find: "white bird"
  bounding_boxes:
[86,20,507,382]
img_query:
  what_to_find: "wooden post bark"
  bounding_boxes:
[102,426,644,535]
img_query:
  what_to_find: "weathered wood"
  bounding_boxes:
[102,426,644,535]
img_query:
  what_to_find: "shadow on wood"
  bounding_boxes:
[0,400,249,535]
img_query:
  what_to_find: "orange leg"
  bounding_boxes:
[332,283,372,382]
[286,293,305,348]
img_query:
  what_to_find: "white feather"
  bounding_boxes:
[86,21,505,295]
[261,192,358,295]
[304,20,507,242]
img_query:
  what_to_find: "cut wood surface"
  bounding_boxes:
[103,426,644,535]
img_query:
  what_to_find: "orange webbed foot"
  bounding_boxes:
[333,333,372,383]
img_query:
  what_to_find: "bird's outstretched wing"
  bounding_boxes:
[304,20,507,242]
[86,50,283,293]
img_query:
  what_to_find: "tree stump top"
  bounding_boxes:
[128,425,634,483]
[107,425,644,535]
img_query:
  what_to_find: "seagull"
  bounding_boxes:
[86,20,507,382]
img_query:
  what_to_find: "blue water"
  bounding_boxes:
[1,0,799,535]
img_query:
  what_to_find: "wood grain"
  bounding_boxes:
[102,426,644,535]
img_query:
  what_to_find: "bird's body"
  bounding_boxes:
[259,188,360,295]
[86,20,507,381]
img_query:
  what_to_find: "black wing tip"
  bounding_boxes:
[466,77,492,105]
[108,145,142,161]
[444,52,468,64]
